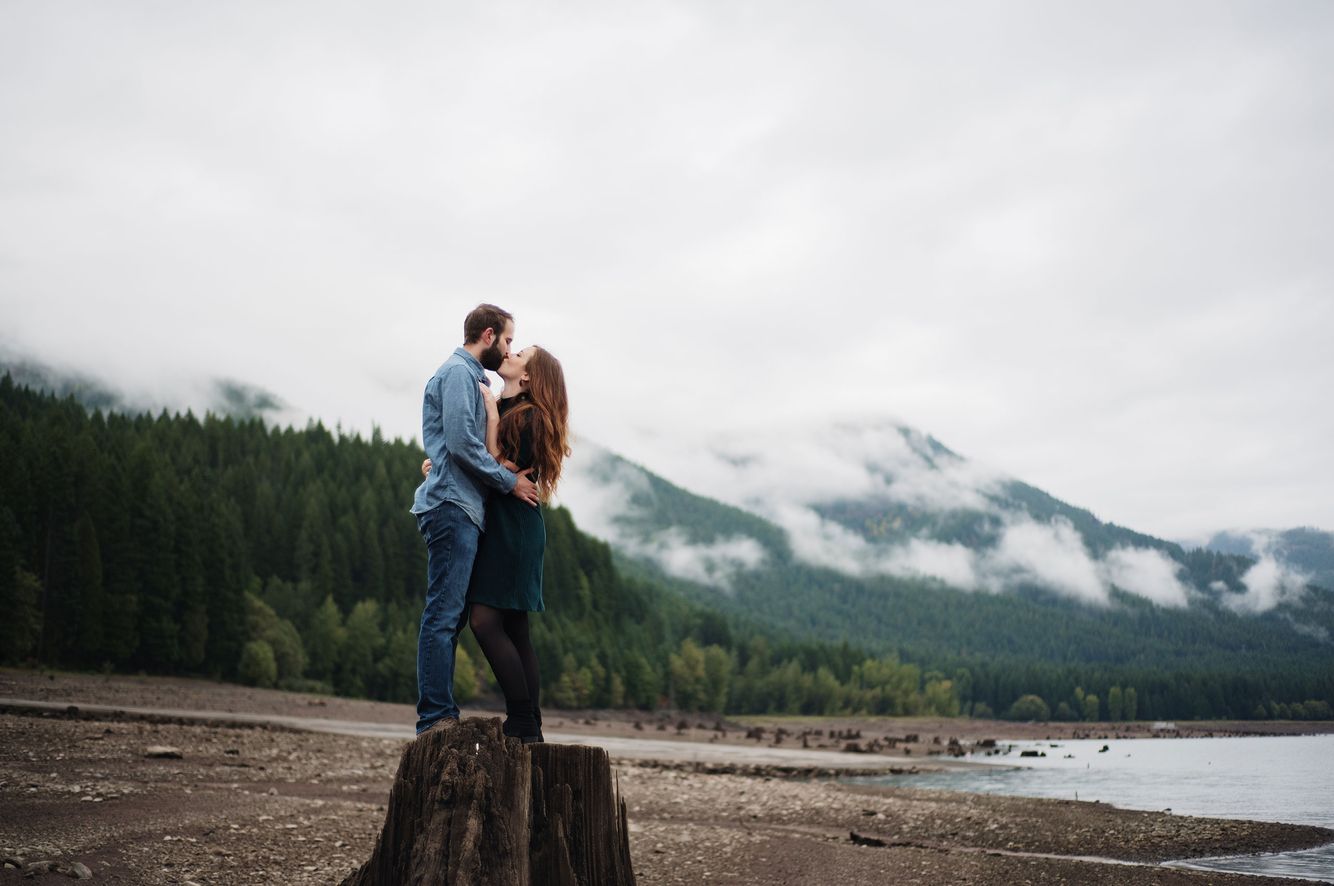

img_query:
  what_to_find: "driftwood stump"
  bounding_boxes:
[342,718,636,886]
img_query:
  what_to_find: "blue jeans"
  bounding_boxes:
[415,501,480,734]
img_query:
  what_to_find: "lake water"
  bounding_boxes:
[857,734,1334,882]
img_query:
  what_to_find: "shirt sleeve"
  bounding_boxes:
[438,368,517,493]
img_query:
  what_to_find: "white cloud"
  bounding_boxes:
[619,528,767,590]
[1226,555,1309,614]
[1100,546,1191,608]
[983,517,1107,604]
[882,539,981,589]
[768,503,877,576]
[1198,529,1314,614]
[555,443,767,590]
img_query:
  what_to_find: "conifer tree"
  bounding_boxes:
[72,512,106,664]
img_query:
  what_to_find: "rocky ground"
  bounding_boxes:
[2,670,1332,885]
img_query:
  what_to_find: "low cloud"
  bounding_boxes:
[983,517,1106,603]
[1099,546,1192,608]
[882,538,981,589]
[1226,555,1309,614]
[618,528,767,589]
[562,428,1205,609]
[1201,529,1313,614]
[556,444,767,590]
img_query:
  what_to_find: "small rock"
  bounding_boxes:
[145,746,183,759]
[66,861,93,879]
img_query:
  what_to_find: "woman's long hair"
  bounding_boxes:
[498,346,571,502]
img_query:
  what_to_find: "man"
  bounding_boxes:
[411,303,540,735]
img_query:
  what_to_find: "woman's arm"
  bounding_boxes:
[479,382,501,458]
[418,384,512,478]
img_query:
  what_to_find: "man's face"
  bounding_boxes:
[479,320,514,371]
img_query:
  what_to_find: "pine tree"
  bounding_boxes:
[338,599,383,697]
[1108,685,1124,721]
[72,512,106,664]
[305,595,346,683]
[0,506,42,662]
[173,495,208,670]
[128,446,180,670]
[203,499,248,677]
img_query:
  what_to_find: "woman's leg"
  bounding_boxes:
[502,610,541,715]
[469,604,538,737]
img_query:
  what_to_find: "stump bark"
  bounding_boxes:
[342,718,636,886]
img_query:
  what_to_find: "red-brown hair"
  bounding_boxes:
[498,347,571,502]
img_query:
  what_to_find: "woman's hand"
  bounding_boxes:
[421,458,432,478]
[479,382,499,416]
[479,382,502,460]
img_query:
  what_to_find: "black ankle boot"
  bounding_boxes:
[502,700,540,743]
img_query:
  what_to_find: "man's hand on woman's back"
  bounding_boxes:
[420,456,529,504]
[512,469,540,506]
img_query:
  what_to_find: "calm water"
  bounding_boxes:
[856,734,1334,882]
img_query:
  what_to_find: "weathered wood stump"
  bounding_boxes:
[342,718,636,886]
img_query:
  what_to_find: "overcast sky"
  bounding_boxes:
[2,1,1331,542]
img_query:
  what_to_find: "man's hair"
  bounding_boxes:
[463,303,513,344]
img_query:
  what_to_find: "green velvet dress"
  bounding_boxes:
[467,395,546,612]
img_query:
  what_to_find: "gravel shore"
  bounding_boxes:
[2,670,1331,885]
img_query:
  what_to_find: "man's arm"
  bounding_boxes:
[438,368,517,494]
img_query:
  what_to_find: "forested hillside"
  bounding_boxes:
[2,374,1330,721]
[1206,527,1334,592]
[0,376,960,717]
[576,447,1334,720]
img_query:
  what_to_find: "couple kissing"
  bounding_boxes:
[409,303,571,743]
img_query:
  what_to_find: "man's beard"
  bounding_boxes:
[480,339,505,371]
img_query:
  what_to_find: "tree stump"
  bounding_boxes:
[342,718,636,886]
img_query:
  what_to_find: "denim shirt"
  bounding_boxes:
[411,347,516,528]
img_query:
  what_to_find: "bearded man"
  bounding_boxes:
[410,303,539,734]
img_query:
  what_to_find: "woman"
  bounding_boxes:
[422,345,571,742]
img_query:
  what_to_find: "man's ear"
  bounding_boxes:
[480,327,496,347]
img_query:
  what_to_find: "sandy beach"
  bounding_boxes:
[2,669,1332,885]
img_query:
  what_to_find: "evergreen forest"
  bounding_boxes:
[2,375,1331,722]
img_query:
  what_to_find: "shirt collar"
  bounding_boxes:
[453,346,486,380]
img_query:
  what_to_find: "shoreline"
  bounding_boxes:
[6,667,1331,748]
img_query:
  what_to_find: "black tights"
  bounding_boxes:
[469,604,540,711]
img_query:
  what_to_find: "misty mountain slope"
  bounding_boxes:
[565,419,1295,606]
[561,436,1334,674]
[0,355,287,422]
[625,536,1334,673]
[814,478,1176,564]
[1205,528,1334,593]
[0,357,129,412]
[810,428,1167,554]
